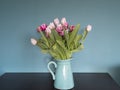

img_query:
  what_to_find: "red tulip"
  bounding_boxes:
[69,25,75,32]
[40,24,47,31]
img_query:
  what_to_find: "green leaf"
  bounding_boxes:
[74,34,83,48]
[82,30,88,42]
[49,50,60,60]
[65,50,72,59]
[41,50,49,53]
[49,30,55,41]
[71,43,84,52]
[77,43,84,50]
[51,29,62,41]
[50,43,64,59]
[56,40,67,50]
[68,24,80,46]
[39,31,49,47]
[47,37,54,47]
[56,40,72,59]
[37,40,48,50]
[64,30,69,48]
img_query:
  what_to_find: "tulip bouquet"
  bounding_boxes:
[31,18,92,60]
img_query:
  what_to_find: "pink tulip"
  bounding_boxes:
[37,26,41,32]
[40,24,47,31]
[69,25,75,32]
[45,27,51,37]
[45,27,51,33]
[54,18,59,26]
[86,25,92,32]
[31,38,37,45]
[62,22,69,30]
[59,31,64,36]
[56,24,63,33]
[61,18,68,30]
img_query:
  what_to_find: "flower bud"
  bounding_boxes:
[45,27,51,37]
[61,17,67,25]
[45,27,51,33]
[86,25,92,32]
[40,24,47,31]
[37,26,41,32]
[31,38,37,45]
[54,18,59,26]
[59,31,64,36]
[69,25,75,32]
[48,22,55,29]
[56,24,63,32]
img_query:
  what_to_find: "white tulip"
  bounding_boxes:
[45,27,51,33]
[61,17,67,24]
[86,25,92,32]
[48,22,55,29]
[54,18,59,26]
[31,38,37,45]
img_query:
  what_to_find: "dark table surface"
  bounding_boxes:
[0,73,120,90]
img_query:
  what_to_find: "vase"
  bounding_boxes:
[48,59,74,90]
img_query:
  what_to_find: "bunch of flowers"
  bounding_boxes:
[31,18,92,60]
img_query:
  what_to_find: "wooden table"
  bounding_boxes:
[0,73,120,90]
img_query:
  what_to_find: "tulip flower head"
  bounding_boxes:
[31,38,37,45]
[40,24,47,31]
[61,17,68,30]
[54,18,59,26]
[56,24,63,33]
[37,26,41,32]
[59,31,64,36]
[86,25,92,32]
[48,22,55,30]
[45,27,51,37]
[61,17,67,25]
[69,25,75,32]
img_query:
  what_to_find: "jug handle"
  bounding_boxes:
[47,61,57,80]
